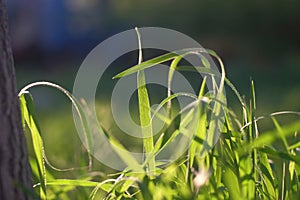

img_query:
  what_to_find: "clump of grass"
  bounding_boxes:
[19,29,300,199]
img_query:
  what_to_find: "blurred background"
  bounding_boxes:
[7,0,300,186]
[8,0,300,109]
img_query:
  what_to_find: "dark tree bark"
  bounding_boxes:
[0,0,33,199]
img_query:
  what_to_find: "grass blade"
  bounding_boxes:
[19,92,47,198]
[135,27,155,174]
[240,119,300,152]
[19,81,93,170]
[113,48,212,79]
[223,166,242,200]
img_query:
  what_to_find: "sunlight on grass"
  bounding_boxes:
[19,33,300,199]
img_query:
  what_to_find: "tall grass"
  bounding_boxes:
[19,31,300,199]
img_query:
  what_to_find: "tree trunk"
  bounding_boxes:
[0,0,33,199]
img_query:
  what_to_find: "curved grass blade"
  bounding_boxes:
[88,179,116,200]
[19,81,93,171]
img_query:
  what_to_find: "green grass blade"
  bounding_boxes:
[241,119,300,152]
[135,27,155,174]
[113,51,179,79]
[249,80,258,199]
[259,152,277,199]
[137,71,155,173]
[167,55,183,116]
[113,48,211,79]
[288,141,300,150]
[223,166,242,200]
[271,117,289,150]
[189,77,207,169]
[258,146,300,165]
[19,92,47,199]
